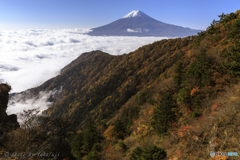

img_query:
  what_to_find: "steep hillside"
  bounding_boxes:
[37,38,192,129]
[6,10,240,160]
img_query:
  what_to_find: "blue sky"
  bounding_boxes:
[0,0,239,30]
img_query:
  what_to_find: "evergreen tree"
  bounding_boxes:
[69,132,84,159]
[82,119,101,154]
[173,61,184,90]
[130,147,143,160]
[113,119,127,139]
[130,146,167,160]
[221,19,240,77]
[222,45,240,76]
[69,118,102,159]
[185,51,212,87]
[141,145,167,160]
[151,93,177,135]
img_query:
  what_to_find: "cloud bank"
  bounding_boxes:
[0,28,166,115]
[0,28,166,93]
[7,87,62,122]
[7,91,54,115]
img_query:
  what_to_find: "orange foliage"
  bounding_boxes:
[178,131,184,137]
[137,127,144,133]
[211,102,221,115]
[171,123,178,128]
[148,110,153,115]
[76,130,82,134]
[104,125,115,141]
[144,110,147,116]
[210,155,228,160]
[106,143,112,152]
[176,150,182,158]
[181,126,192,131]
[211,102,221,110]
[190,87,199,96]
[185,105,192,114]
[177,126,192,137]
[215,138,220,145]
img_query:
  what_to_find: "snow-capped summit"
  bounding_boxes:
[88,10,202,37]
[122,10,142,18]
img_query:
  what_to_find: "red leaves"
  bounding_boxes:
[170,123,178,128]
[106,143,112,152]
[190,86,199,96]
[177,126,192,137]
[211,102,221,115]
[148,110,153,115]
[176,150,182,158]
[185,105,192,114]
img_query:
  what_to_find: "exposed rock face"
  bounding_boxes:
[0,84,19,135]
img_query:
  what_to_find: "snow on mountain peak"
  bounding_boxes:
[122,10,142,18]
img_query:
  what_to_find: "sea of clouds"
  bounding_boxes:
[0,28,166,115]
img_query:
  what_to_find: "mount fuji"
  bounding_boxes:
[88,10,202,37]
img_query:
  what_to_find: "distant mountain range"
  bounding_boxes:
[87,10,202,37]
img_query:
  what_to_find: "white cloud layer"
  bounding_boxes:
[0,28,166,115]
[7,88,63,122]
[7,91,54,115]
[0,28,166,93]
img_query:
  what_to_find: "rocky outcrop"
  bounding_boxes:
[0,84,19,135]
